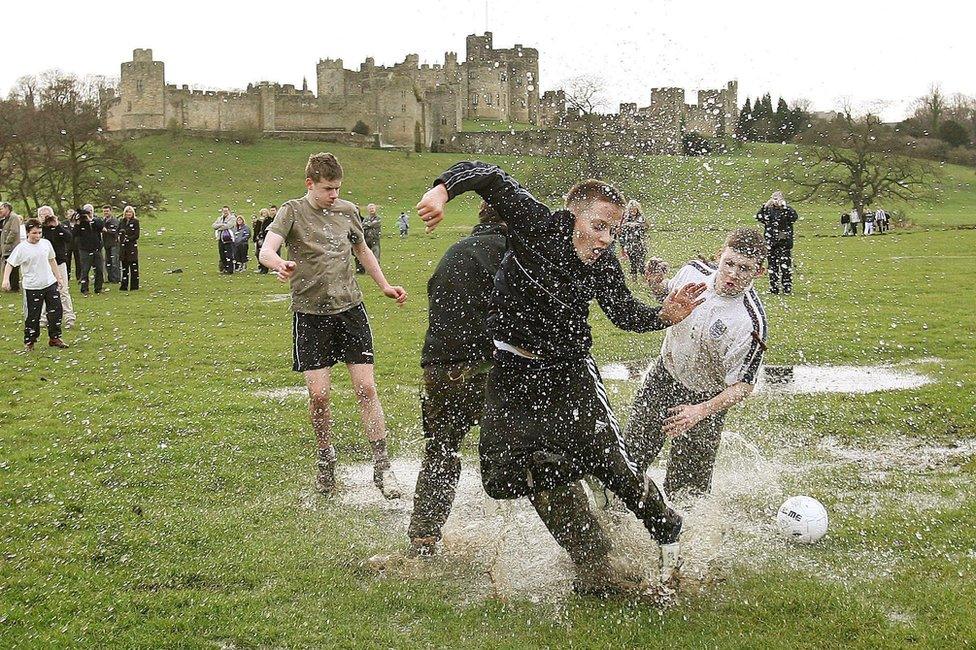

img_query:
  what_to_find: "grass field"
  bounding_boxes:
[1,136,974,647]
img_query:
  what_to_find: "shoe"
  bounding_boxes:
[373,460,402,499]
[783,287,792,295]
[769,287,780,294]
[408,536,439,557]
[49,338,69,349]
[315,450,338,497]
[24,342,34,352]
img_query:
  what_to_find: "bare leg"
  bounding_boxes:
[347,363,401,498]
[303,367,333,450]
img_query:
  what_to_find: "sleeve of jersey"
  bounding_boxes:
[596,255,667,332]
[725,295,768,385]
[436,161,551,235]
[267,203,294,240]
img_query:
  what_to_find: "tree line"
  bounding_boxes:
[0,72,161,217]
[737,94,809,143]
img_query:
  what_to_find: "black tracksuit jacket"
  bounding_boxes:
[435,161,667,361]
[421,222,507,368]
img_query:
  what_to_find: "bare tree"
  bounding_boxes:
[785,109,942,216]
[563,75,609,178]
[913,83,946,135]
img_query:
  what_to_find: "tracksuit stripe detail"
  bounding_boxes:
[585,357,639,478]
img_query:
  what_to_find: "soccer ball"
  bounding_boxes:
[776,496,829,543]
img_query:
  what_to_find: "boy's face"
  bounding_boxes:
[103,207,112,217]
[571,200,622,265]
[306,177,342,210]
[715,248,764,296]
[27,227,42,244]
[221,207,230,217]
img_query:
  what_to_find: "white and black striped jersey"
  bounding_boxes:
[435,161,668,360]
[660,260,768,394]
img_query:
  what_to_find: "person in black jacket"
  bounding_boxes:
[73,206,105,294]
[408,201,507,554]
[119,206,140,290]
[40,207,76,329]
[416,162,705,591]
[755,191,799,294]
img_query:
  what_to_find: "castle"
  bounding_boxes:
[103,32,736,155]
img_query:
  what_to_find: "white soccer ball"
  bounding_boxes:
[776,496,829,543]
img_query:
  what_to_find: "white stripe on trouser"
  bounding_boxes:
[293,312,302,371]
[584,357,639,478]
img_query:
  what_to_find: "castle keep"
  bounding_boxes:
[104,33,736,155]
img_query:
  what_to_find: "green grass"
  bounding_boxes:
[462,118,540,132]
[1,136,974,647]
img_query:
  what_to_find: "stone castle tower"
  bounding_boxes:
[114,48,166,130]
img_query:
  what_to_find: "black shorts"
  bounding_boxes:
[292,304,374,371]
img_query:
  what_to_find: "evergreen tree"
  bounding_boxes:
[737,97,755,141]
[774,97,791,141]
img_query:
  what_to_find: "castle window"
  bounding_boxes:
[471,94,478,106]
[402,104,406,113]
[485,94,492,106]
[136,80,144,94]
[401,90,405,99]
[521,99,526,108]
[441,116,447,125]
[500,72,507,82]
[515,78,522,87]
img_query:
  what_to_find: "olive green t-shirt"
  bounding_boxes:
[269,195,365,315]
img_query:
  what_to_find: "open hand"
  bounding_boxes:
[644,257,669,286]
[416,184,448,233]
[663,403,706,438]
[659,282,706,325]
[383,285,407,306]
[274,260,296,282]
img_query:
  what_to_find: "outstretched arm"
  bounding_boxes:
[417,161,550,234]
[597,256,705,332]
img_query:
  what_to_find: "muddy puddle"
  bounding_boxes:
[598,361,935,394]
[263,293,291,304]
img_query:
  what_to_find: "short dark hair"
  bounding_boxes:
[564,180,626,210]
[24,218,42,232]
[723,227,768,264]
[478,201,504,225]
[102,205,112,210]
[305,153,343,182]
[0,202,13,211]
[222,205,230,209]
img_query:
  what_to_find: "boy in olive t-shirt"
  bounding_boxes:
[260,153,408,499]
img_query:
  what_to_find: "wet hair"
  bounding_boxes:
[478,201,504,225]
[722,227,767,264]
[24,218,42,232]
[305,152,343,182]
[564,179,626,211]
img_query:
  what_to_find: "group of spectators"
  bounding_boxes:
[1,201,141,351]
[841,208,891,236]
[212,202,412,276]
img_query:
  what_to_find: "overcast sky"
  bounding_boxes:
[3,1,973,121]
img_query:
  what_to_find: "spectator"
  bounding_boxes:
[398,211,409,238]
[253,209,269,273]
[212,206,236,274]
[65,209,80,279]
[2,218,68,351]
[39,206,76,329]
[119,205,140,290]
[755,190,798,295]
[233,215,250,272]
[849,208,861,235]
[357,204,383,274]
[0,201,24,292]
[863,210,876,236]
[102,205,121,283]
[840,211,852,236]
[73,206,106,294]
[875,207,889,233]
[619,199,648,279]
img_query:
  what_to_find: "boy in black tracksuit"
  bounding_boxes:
[417,162,705,588]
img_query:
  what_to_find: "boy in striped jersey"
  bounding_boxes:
[626,228,769,500]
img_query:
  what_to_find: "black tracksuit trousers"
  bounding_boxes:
[479,351,681,546]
